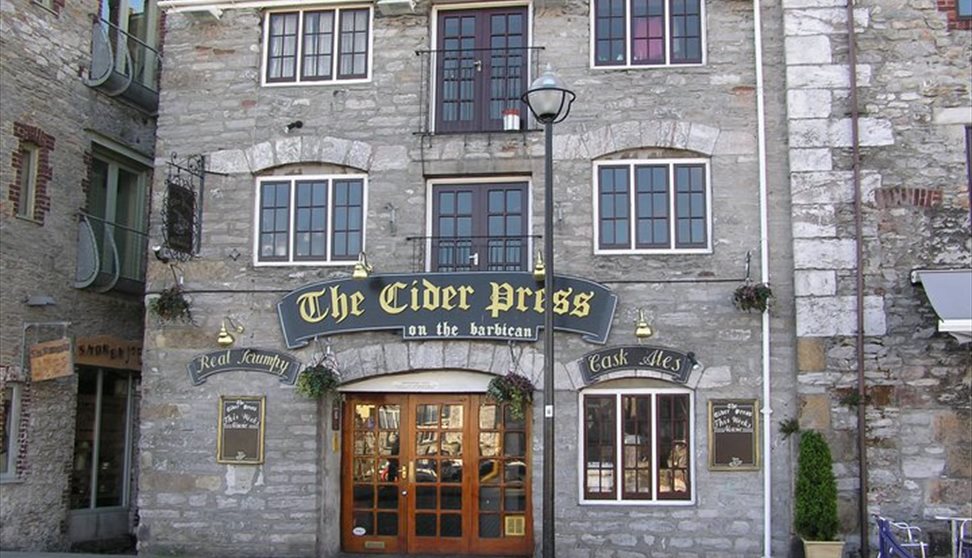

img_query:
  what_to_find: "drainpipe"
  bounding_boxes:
[751,0,773,556]
[845,1,870,556]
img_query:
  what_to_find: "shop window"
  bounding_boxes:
[580,389,693,503]
[958,0,971,18]
[255,174,367,265]
[263,6,372,85]
[70,368,134,509]
[594,158,710,254]
[1,384,23,481]
[591,0,704,67]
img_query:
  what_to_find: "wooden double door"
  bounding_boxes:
[341,394,532,556]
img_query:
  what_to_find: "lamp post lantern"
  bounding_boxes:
[521,65,575,558]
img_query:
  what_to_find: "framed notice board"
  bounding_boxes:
[708,399,759,470]
[217,396,266,464]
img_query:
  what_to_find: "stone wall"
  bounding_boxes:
[784,0,972,553]
[0,0,155,549]
[142,0,796,556]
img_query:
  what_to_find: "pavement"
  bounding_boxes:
[0,554,137,558]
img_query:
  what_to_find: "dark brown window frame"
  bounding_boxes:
[434,7,530,134]
[595,159,710,253]
[429,181,529,272]
[263,6,372,85]
[592,0,704,68]
[581,390,693,504]
[256,175,366,265]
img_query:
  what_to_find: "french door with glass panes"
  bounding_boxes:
[431,182,529,272]
[342,393,532,555]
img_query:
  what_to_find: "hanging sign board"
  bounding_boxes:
[74,336,142,370]
[217,396,266,464]
[708,399,759,470]
[29,338,74,382]
[187,348,300,386]
[579,345,698,384]
[277,272,617,348]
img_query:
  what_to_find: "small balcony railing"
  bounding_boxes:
[85,16,161,113]
[405,235,541,273]
[415,47,545,135]
[75,211,148,294]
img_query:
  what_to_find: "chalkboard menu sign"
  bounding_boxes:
[217,396,265,464]
[708,399,759,470]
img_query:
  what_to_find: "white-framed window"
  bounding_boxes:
[262,6,373,86]
[593,158,711,254]
[579,387,694,504]
[254,174,367,266]
[590,0,704,68]
[1,383,23,481]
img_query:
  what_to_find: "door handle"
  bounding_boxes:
[399,465,407,480]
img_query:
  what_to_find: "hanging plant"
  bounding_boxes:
[733,281,773,313]
[486,372,536,419]
[150,285,192,323]
[295,347,341,402]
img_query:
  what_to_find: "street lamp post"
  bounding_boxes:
[522,66,575,558]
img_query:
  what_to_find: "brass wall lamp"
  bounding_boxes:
[532,250,546,281]
[217,317,245,348]
[352,251,373,280]
[635,308,653,341]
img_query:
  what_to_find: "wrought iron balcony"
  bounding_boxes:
[405,235,541,273]
[415,47,545,135]
[75,211,148,295]
[85,16,161,113]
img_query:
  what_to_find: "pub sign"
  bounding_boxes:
[277,272,618,348]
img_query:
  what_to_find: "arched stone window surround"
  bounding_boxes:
[206,135,375,175]
[552,120,721,161]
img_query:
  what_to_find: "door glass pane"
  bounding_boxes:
[442,432,463,456]
[479,514,501,538]
[70,371,99,509]
[377,485,398,509]
[353,511,374,535]
[377,512,398,536]
[441,485,462,509]
[440,459,462,482]
[416,458,437,482]
[95,371,130,507]
[441,513,462,537]
[479,486,500,511]
[416,485,437,509]
[416,513,436,536]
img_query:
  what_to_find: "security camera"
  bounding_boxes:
[153,245,171,264]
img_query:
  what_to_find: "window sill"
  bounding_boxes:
[13,215,44,226]
[0,475,24,484]
[578,497,694,506]
[594,248,712,256]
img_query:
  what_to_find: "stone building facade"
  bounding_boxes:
[1,0,159,550]
[136,0,798,556]
[783,0,971,554]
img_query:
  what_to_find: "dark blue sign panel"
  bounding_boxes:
[277,272,617,348]
[187,348,300,386]
[580,345,698,384]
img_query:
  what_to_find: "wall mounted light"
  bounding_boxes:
[352,252,373,280]
[532,250,546,282]
[635,308,653,340]
[216,317,245,348]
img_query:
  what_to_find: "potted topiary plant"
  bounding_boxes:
[150,285,192,323]
[733,280,773,313]
[794,430,844,558]
[486,372,535,419]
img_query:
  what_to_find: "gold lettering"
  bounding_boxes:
[379,282,409,314]
[587,354,602,373]
[487,282,515,318]
[553,287,572,315]
[297,288,329,323]
[421,279,439,311]
[570,291,594,317]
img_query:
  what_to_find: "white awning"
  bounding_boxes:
[911,269,972,343]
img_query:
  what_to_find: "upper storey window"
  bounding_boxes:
[255,175,367,265]
[262,6,372,85]
[591,0,703,67]
[594,158,710,254]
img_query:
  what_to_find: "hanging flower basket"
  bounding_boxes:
[733,281,773,313]
[150,285,192,323]
[486,372,535,419]
[295,363,341,401]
